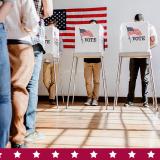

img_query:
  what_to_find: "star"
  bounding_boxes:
[14,151,21,158]
[71,151,78,158]
[90,151,98,158]
[128,151,136,158]
[33,151,40,158]
[147,151,155,158]
[52,151,59,158]
[0,153,2,158]
[109,151,117,158]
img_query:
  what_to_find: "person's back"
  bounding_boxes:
[5,0,39,148]
[5,0,39,43]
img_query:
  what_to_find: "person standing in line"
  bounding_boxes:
[124,14,158,107]
[24,0,53,140]
[84,19,102,106]
[0,0,14,148]
[5,0,39,148]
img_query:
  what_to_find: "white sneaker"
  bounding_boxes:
[84,98,92,106]
[92,99,98,106]
[25,131,45,142]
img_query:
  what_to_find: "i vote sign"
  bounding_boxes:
[75,24,104,58]
[120,22,150,56]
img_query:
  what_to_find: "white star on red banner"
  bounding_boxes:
[128,151,136,158]
[52,151,59,158]
[33,151,40,158]
[14,151,21,158]
[71,151,79,158]
[90,151,98,158]
[147,151,155,158]
[109,151,117,158]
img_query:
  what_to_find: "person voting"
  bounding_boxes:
[43,20,63,105]
[124,14,158,107]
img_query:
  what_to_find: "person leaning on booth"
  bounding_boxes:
[84,19,102,106]
[0,0,14,148]
[124,14,158,107]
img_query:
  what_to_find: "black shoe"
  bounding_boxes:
[124,101,134,107]
[143,102,149,108]
[11,142,27,148]
[49,99,56,105]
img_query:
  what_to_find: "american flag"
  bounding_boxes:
[52,7,108,49]
[126,27,142,36]
[79,29,94,37]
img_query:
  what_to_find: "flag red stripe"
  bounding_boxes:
[64,44,108,49]
[67,20,107,24]
[60,33,75,36]
[64,45,75,48]
[63,39,75,42]
[67,14,107,18]
[66,7,107,12]
[66,26,107,30]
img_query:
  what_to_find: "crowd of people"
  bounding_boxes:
[0,0,158,148]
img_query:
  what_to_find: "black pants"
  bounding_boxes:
[127,58,149,103]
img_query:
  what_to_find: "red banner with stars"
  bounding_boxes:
[0,149,160,160]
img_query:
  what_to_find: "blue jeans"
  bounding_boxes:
[0,23,12,148]
[25,44,43,134]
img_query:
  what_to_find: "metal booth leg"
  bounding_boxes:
[114,56,123,109]
[101,56,108,109]
[72,57,79,104]
[149,58,158,110]
[66,56,76,109]
[58,58,65,104]
[54,61,59,109]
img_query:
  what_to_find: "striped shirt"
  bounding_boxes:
[32,0,45,51]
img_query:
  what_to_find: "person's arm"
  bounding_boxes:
[150,25,158,48]
[42,0,53,18]
[0,1,13,22]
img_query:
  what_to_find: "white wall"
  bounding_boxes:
[39,0,160,97]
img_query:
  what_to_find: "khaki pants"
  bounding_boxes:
[9,44,34,144]
[84,62,101,100]
[43,62,58,100]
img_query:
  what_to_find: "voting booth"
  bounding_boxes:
[119,22,151,57]
[44,26,63,108]
[66,24,108,109]
[75,24,104,57]
[114,21,157,109]
[45,26,60,58]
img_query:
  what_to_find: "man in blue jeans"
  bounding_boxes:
[24,0,52,140]
[0,0,14,148]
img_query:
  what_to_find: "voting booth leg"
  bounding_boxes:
[66,56,76,109]
[72,57,79,104]
[54,62,59,109]
[101,57,109,108]
[58,59,65,104]
[149,59,158,110]
[114,56,123,109]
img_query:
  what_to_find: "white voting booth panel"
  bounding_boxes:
[45,26,60,58]
[120,22,151,57]
[75,24,104,58]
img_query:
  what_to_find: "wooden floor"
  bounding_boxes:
[27,101,160,148]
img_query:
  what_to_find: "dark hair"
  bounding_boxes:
[134,14,144,21]
[89,19,97,24]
